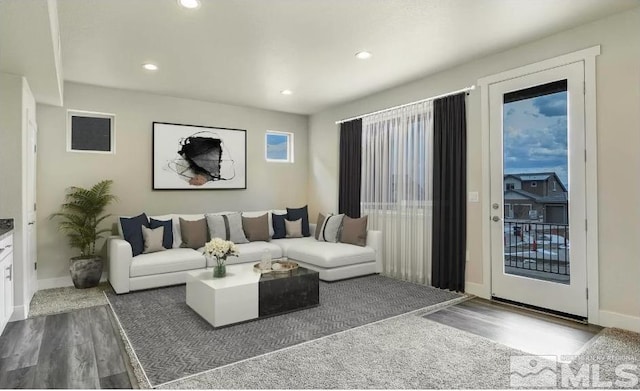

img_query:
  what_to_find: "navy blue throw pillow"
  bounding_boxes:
[286,206,310,237]
[120,213,150,257]
[150,218,173,249]
[271,213,287,239]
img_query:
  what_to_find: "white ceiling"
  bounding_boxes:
[0,0,63,106]
[31,0,640,113]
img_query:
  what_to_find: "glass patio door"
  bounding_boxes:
[489,62,588,318]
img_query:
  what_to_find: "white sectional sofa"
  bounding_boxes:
[108,211,382,294]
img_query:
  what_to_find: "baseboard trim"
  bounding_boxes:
[9,304,28,321]
[38,273,109,290]
[597,310,640,333]
[465,282,490,299]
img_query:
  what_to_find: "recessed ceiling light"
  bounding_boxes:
[280,89,293,95]
[355,51,372,60]
[178,0,200,9]
[142,63,158,71]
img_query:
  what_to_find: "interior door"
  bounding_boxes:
[489,62,588,318]
[26,114,38,298]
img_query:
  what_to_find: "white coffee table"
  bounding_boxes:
[185,263,260,327]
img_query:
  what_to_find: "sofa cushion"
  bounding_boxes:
[271,237,315,256]
[206,212,249,243]
[150,218,173,249]
[271,213,287,239]
[120,213,150,257]
[142,226,166,254]
[287,241,375,268]
[286,205,310,237]
[340,215,368,247]
[242,213,270,242]
[180,218,208,249]
[199,241,283,266]
[130,248,205,277]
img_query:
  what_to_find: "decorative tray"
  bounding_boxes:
[253,260,299,274]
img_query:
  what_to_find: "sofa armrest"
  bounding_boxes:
[366,230,383,273]
[108,236,133,294]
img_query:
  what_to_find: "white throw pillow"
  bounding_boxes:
[317,213,345,243]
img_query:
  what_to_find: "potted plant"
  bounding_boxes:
[51,180,117,288]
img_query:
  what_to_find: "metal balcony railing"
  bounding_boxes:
[503,221,570,284]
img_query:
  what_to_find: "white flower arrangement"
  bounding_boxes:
[203,237,239,266]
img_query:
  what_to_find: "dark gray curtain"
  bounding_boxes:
[432,93,467,292]
[338,119,362,218]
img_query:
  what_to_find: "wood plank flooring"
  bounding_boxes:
[424,298,602,358]
[0,306,133,389]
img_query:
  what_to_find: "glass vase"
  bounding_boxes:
[213,264,226,278]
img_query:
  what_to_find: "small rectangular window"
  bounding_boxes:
[265,131,294,163]
[67,110,115,154]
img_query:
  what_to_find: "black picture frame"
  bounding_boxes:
[152,122,247,190]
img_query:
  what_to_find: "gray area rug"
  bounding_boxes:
[158,312,522,389]
[158,316,640,389]
[106,275,462,386]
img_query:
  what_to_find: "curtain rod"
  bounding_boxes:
[334,85,475,125]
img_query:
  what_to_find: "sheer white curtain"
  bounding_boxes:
[361,101,433,284]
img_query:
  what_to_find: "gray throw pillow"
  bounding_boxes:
[340,215,368,247]
[142,226,166,254]
[242,214,270,242]
[318,213,344,243]
[180,218,207,249]
[285,218,303,238]
[206,212,249,244]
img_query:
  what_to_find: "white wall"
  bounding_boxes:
[308,8,640,322]
[37,82,308,281]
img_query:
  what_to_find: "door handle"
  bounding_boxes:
[5,266,11,281]
[28,221,35,225]
[492,216,502,222]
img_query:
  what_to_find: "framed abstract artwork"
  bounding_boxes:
[152,122,247,190]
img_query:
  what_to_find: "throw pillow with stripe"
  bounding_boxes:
[205,212,249,244]
[317,213,345,243]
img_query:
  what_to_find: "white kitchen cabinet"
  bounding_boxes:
[0,233,14,333]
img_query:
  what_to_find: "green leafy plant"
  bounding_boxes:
[51,180,118,257]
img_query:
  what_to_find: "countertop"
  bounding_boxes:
[0,219,14,241]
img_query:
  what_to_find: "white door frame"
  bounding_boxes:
[490,61,587,317]
[477,46,600,324]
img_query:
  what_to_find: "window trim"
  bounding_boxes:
[265,130,294,163]
[66,109,116,154]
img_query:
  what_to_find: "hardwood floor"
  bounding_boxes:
[424,298,602,358]
[0,306,133,389]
